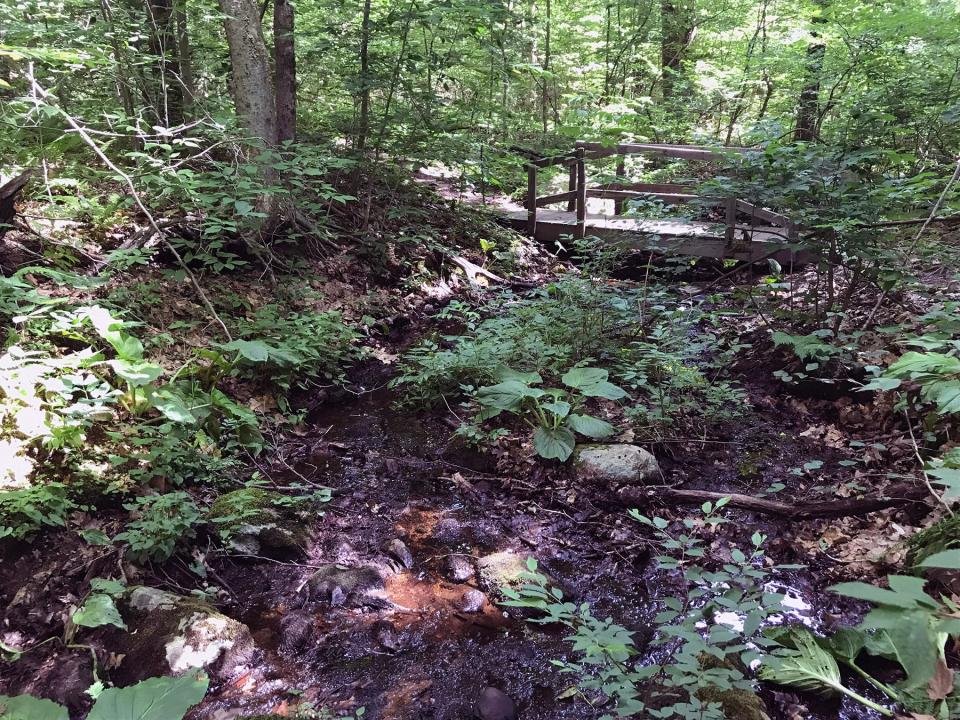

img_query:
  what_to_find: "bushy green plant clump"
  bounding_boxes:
[132,141,355,272]
[393,279,641,406]
[227,305,361,391]
[114,492,201,562]
[619,315,747,441]
[0,483,75,539]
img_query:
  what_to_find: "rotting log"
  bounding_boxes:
[0,170,32,240]
[619,482,927,519]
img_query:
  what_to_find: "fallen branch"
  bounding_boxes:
[0,169,32,240]
[618,482,928,519]
[449,254,505,285]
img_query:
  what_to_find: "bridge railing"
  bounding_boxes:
[522,141,799,250]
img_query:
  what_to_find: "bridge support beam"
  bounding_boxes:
[575,148,586,239]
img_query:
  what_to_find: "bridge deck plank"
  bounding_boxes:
[501,209,810,264]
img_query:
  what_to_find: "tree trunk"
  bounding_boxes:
[218,0,280,232]
[660,0,695,100]
[100,0,137,122]
[145,0,184,125]
[174,0,195,116]
[274,0,296,144]
[356,0,372,151]
[218,0,278,146]
[541,0,551,133]
[795,1,827,141]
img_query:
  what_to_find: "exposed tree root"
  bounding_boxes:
[619,482,928,519]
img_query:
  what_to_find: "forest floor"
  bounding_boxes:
[0,170,956,720]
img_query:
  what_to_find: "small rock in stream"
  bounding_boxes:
[384,538,414,569]
[446,555,475,582]
[302,564,384,604]
[279,610,316,652]
[460,589,486,613]
[477,686,517,720]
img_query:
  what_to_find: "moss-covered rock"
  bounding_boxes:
[695,654,770,720]
[476,551,550,597]
[207,488,311,555]
[113,586,256,684]
[301,564,384,604]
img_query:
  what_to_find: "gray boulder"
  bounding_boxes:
[118,587,255,682]
[573,443,659,485]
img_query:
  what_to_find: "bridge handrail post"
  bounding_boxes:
[566,162,577,212]
[526,164,537,236]
[724,196,737,247]
[575,147,586,239]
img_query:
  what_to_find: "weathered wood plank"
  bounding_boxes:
[597,182,693,194]
[500,209,810,265]
[575,149,586,239]
[526,165,537,235]
[535,190,578,207]
[586,189,702,204]
[735,200,793,228]
[574,141,754,162]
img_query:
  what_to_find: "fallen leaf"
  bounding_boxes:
[927,658,954,701]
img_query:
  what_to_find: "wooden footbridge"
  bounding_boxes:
[502,141,809,264]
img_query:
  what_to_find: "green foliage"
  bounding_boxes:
[71,576,128,630]
[619,317,747,441]
[864,350,960,416]
[114,492,201,563]
[86,674,209,720]
[0,673,208,720]
[761,627,894,716]
[132,143,355,272]
[0,483,74,539]
[471,366,624,461]
[393,280,637,406]
[764,553,960,717]
[227,305,361,390]
[502,502,793,718]
[0,694,68,720]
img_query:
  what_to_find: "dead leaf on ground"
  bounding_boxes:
[927,657,954,700]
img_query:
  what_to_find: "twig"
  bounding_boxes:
[904,408,953,516]
[619,481,928,519]
[861,156,960,330]
[26,72,232,341]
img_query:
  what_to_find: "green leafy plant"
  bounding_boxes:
[393,279,640,406]
[70,577,128,631]
[472,366,626,460]
[114,492,201,563]
[0,483,75,539]
[0,673,209,720]
[226,305,361,391]
[764,550,960,717]
[863,350,960,416]
[502,501,793,718]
